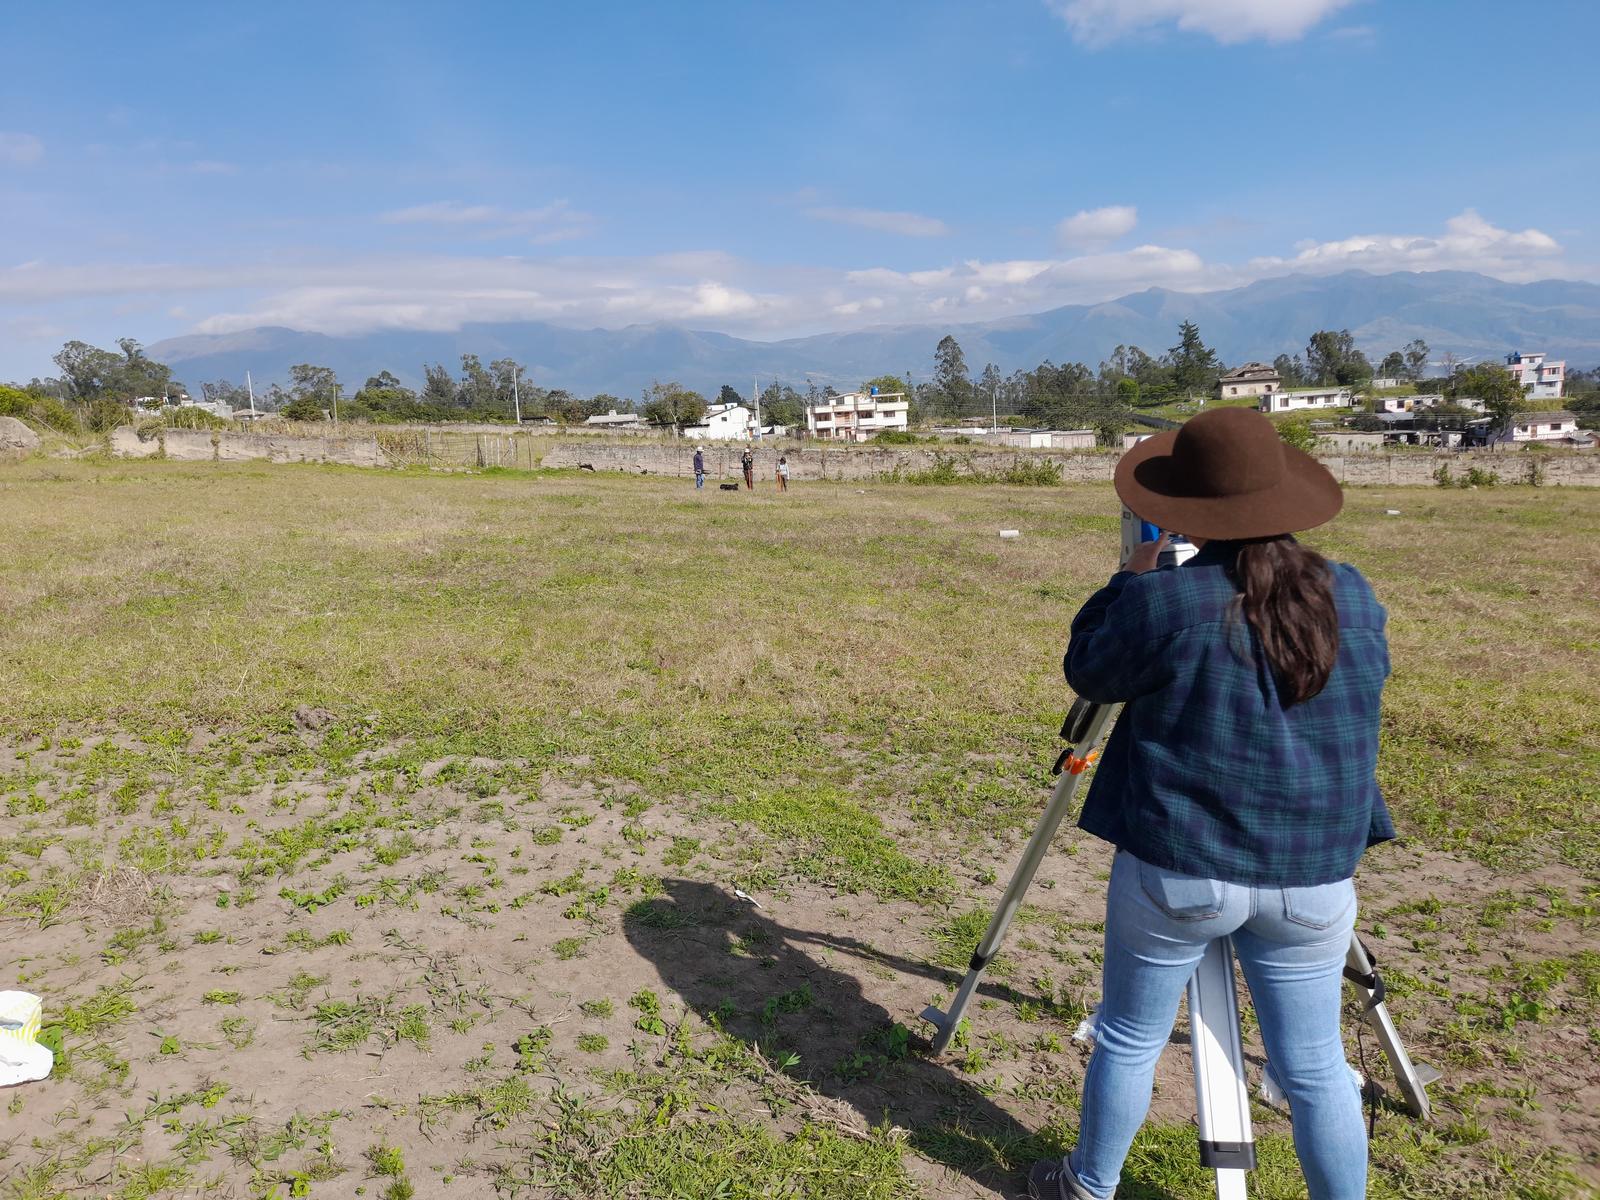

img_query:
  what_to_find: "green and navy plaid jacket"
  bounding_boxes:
[1066,539,1395,887]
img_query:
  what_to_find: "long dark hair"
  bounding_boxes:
[1231,537,1339,706]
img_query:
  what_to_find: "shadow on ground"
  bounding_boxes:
[626,878,1180,1199]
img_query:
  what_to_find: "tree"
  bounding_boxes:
[1378,351,1406,379]
[53,340,123,400]
[1273,353,1307,387]
[1305,329,1371,386]
[114,339,177,402]
[1167,321,1221,394]
[457,354,497,412]
[1454,363,1526,436]
[640,381,706,429]
[365,370,405,392]
[489,359,525,414]
[717,385,744,408]
[288,364,338,412]
[421,363,455,409]
[1403,339,1430,381]
[978,362,1004,424]
[200,379,250,408]
[759,381,807,429]
[932,335,973,419]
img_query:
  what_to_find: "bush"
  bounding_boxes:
[1275,417,1318,452]
[872,429,923,445]
[0,386,81,434]
[85,398,129,433]
[1001,459,1063,486]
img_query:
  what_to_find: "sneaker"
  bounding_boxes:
[1027,1156,1106,1200]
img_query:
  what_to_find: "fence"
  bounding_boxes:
[373,428,549,469]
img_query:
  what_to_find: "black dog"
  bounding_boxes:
[718,482,739,491]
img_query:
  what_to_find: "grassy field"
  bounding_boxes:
[1,457,1597,1199]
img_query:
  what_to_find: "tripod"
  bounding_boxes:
[921,696,1440,1196]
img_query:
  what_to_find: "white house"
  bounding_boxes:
[682,402,756,440]
[1215,363,1281,402]
[1504,352,1565,400]
[1376,393,1447,413]
[806,389,910,441]
[1368,376,1403,390]
[1259,386,1354,414]
[1502,410,1583,444]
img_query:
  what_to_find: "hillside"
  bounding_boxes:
[147,269,1600,398]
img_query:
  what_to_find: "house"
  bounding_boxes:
[1259,386,1354,413]
[1215,363,1281,402]
[682,403,756,440]
[1503,411,1583,444]
[584,409,649,430]
[806,389,910,441]
[1504,352,1565,400]
[1376,393,1446,413]
[1368,376,1403,390]
[174,398,234,420]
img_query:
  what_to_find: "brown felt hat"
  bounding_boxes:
[1114,407,1342,540]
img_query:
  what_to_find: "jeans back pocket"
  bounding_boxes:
[1281,879,1356,930]
[1137,860,1226,921]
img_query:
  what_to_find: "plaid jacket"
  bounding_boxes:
[1066,540,1395,886]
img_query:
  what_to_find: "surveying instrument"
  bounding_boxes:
[922,512,1439,1198]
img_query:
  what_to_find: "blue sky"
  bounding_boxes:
[3,0,1597,380]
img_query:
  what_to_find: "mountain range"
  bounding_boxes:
[148,270,1600,399]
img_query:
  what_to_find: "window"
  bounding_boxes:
[1230,386,1237,395]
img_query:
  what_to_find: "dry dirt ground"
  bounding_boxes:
[2,728,1595,1199]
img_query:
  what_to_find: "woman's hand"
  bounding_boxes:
[1124,531,1170,575]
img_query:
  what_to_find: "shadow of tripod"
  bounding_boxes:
[624,878,1180,1199]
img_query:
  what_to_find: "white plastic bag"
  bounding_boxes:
[0,991,53,1087]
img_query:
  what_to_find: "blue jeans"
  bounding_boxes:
[695,471,704,489]
[1070,851,1366,1200]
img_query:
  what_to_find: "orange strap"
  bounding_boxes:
[1063,748,1100,775]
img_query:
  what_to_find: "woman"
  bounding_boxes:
[1030,407,1393,1200]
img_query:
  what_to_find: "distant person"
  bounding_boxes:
[693,447,705,490]
[776,455,789,491]
[741,448,754,490]
[1029,407,1390,1200]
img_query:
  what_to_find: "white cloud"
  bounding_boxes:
[379,199,596,244]
[1251,210,1561,281]
[805,206,952,237]
[0,132,44,167]
[1057,205,1138,248]
[1047,0,1355,46]
[0,212,1570,343]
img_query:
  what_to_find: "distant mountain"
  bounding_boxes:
[149,270,1600,398]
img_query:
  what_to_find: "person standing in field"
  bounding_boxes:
[1029,407,1390,1200]
[776,455,789,491]
[693,447,705,490]
[741,447,754,490]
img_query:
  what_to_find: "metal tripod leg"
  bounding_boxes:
[1345,935,1440,1121]
[1188,938,1255,1199]
[921,700,1117,1054]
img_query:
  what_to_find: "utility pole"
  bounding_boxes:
[246,371,257,419]
[753,374,761,440]
[332,382,340,428]
[513,365,522,425]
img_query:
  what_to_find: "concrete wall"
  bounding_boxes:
[104,425,1600,487]
[544,440,1122,482]
[112,426,388,467]
[545,439,1600,487]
